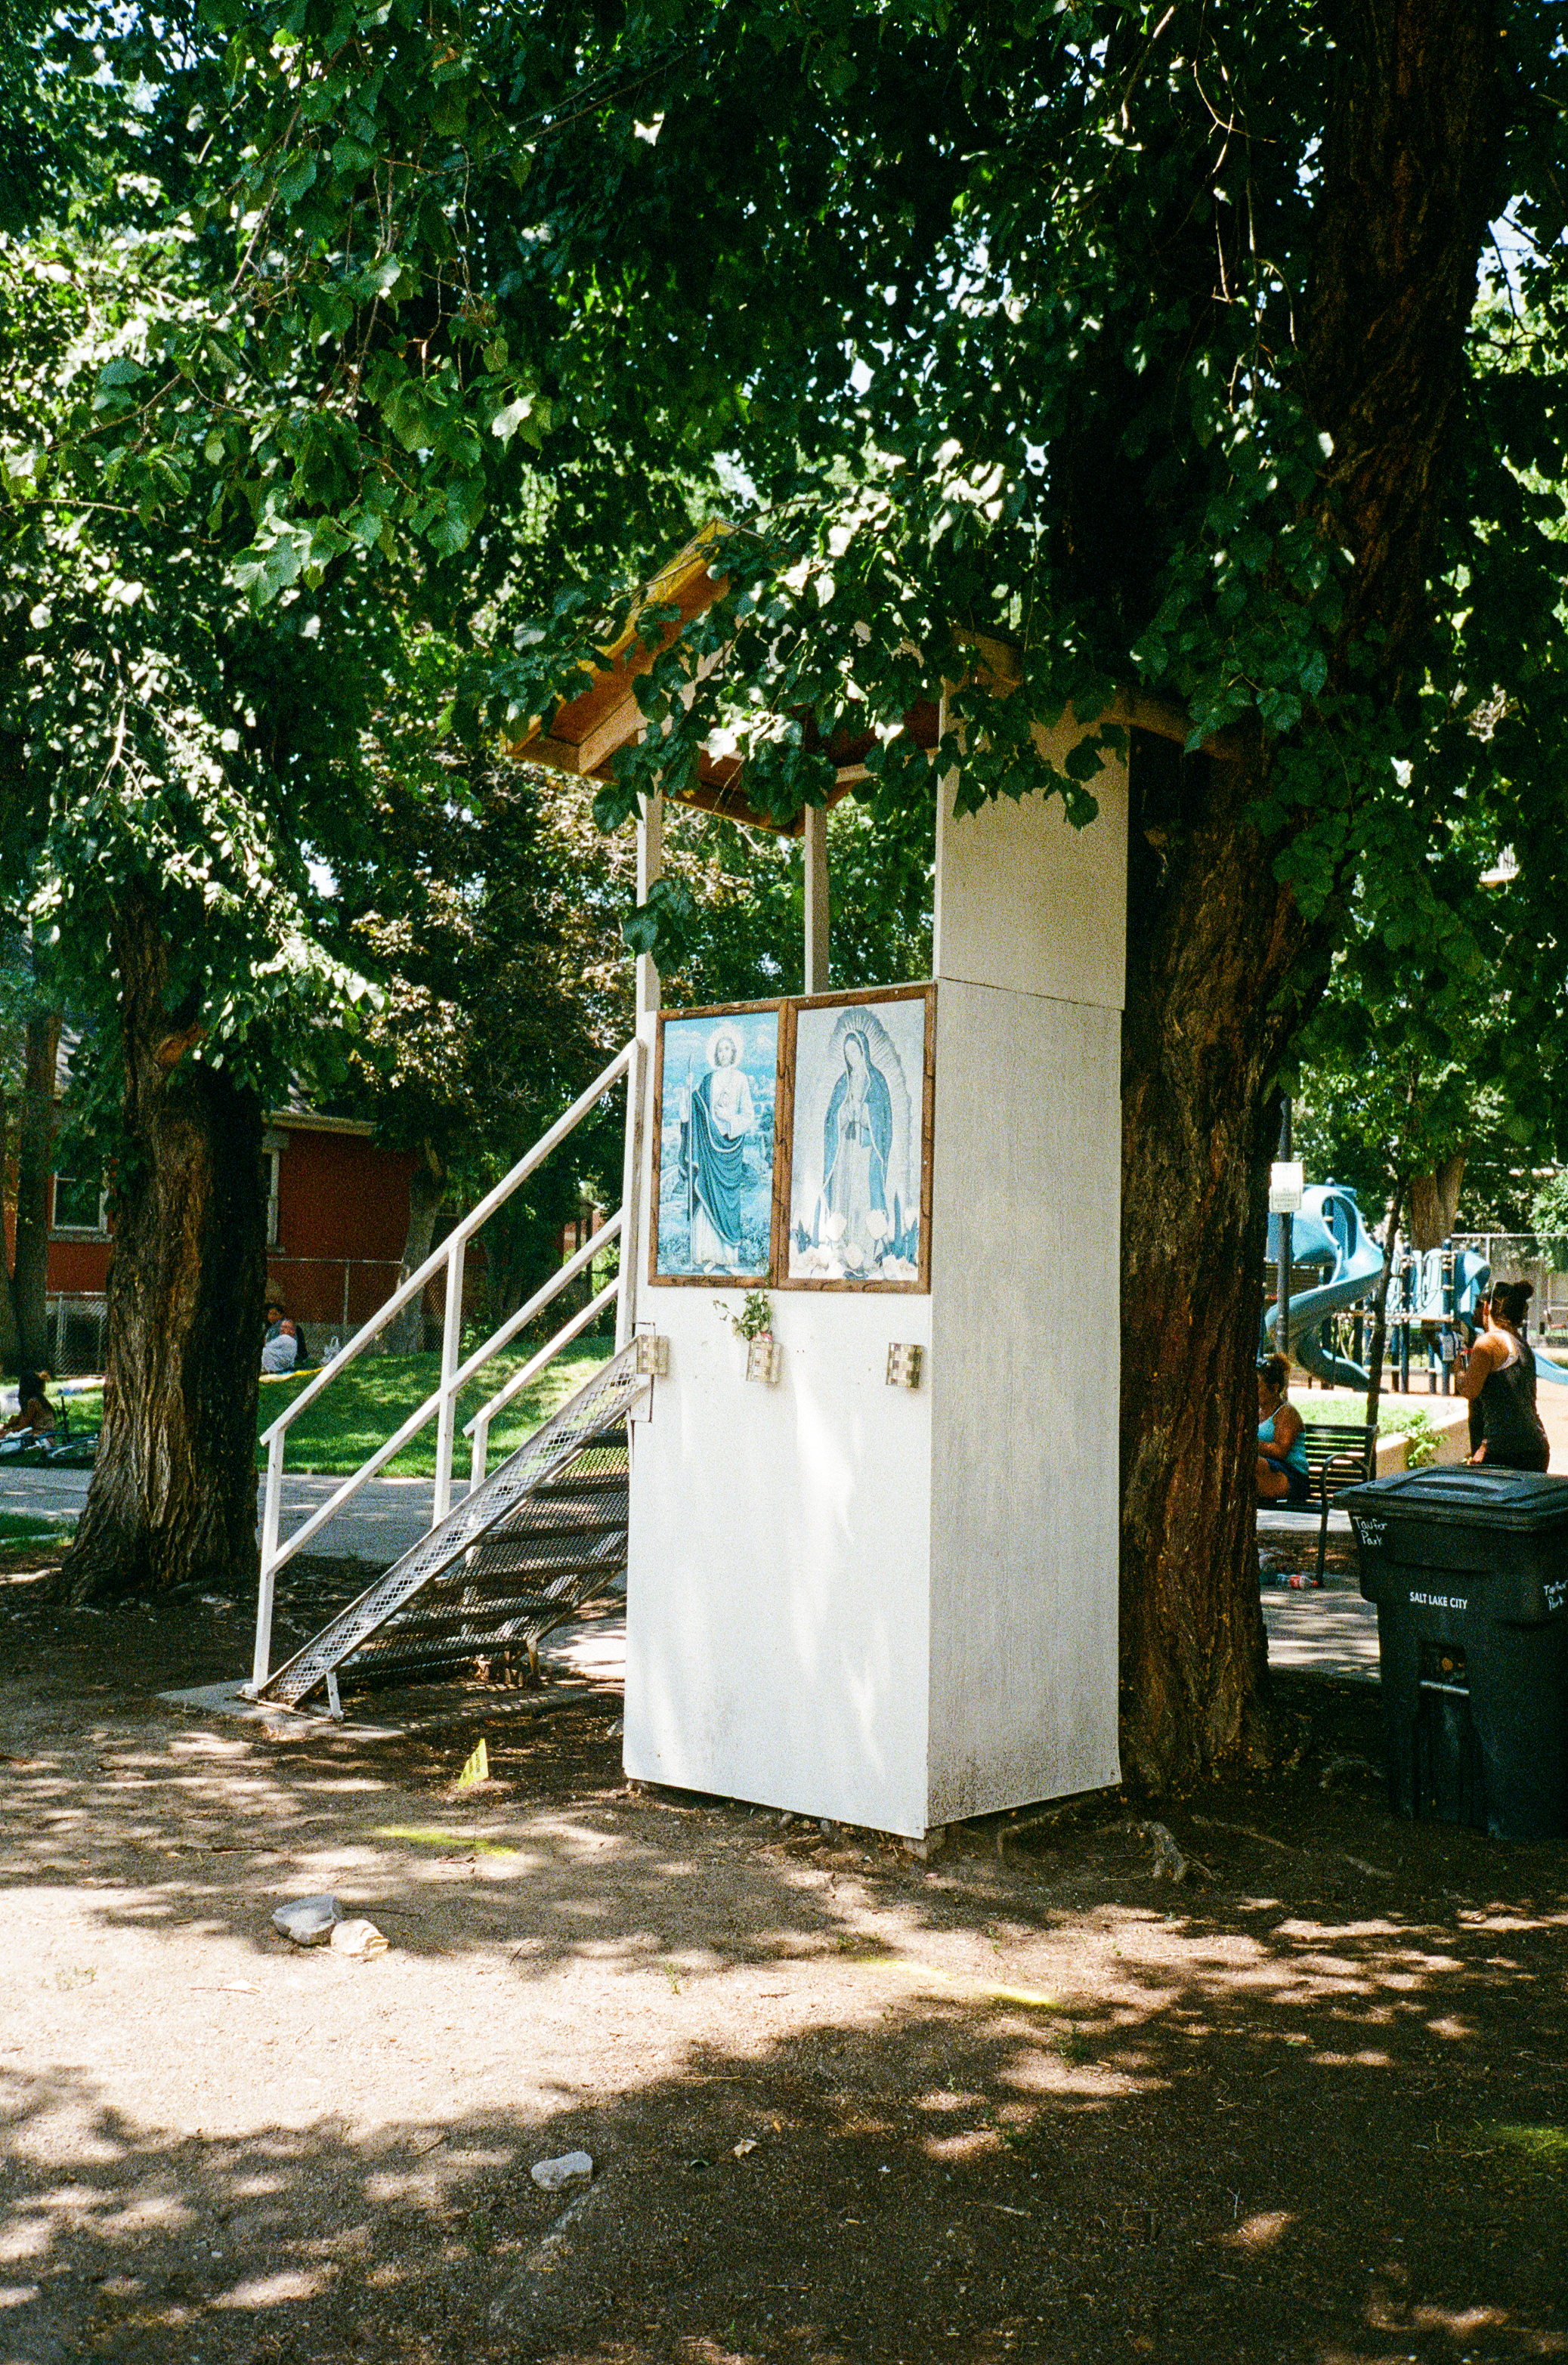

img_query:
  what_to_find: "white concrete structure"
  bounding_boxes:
[623,719,1128,1838]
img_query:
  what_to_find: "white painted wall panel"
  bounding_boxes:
[925,983,1122,1819]
[933,722,1128,1011]
[624,1285,935,1835]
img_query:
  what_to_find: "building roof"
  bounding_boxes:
[267,1108,378,1140]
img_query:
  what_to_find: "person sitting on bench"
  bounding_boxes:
[1,1368,57,1439]
[1257,1353,1310,1504]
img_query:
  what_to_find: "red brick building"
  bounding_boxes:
[31,1111,422,1372]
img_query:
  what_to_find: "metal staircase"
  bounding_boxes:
[255,1346,647,1708]
[247,1035,651,1708]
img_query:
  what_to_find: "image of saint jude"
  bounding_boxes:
[684,1022,758,1271]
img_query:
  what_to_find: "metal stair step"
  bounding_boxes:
[257,1348,646,1707]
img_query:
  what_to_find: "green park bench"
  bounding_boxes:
[1257,1419,1378,1587]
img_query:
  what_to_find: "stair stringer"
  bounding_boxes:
[256,1345,648,1708]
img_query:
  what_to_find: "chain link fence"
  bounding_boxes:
[1450,1236,1568,1341]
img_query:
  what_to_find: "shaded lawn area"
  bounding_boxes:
[0,1510,75,1546]
[57,1341,611,1478]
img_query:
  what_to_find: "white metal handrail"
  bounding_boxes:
[250,1034,646,1691]
[258,1041,636,1453]
[465,1278,620,1483]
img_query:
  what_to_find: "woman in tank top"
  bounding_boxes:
[1257,1353,1310,1504]
[1458,1279,1551,1472]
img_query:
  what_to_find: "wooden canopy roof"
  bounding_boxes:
[507,530,939,837]
[508,528,1225,836]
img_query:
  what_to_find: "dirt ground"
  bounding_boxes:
[1,1545,1564,2365]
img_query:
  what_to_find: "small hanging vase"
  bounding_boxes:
[745,1334,783,1385]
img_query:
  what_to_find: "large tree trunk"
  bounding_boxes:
[387,1142,446,1356]
[1303,0,1503,673]
[1407,1155,1466,1251]
[13,1009,60,1368]
[1118,735,1323,1789]
[0,1090,20,1371]
[1115,0,1505,1789]
[59,889,267,1604]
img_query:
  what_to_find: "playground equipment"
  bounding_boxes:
[1258,1185,1568,1393]
[1264,1184,1387,1388]
[1263,1185,1506,1393]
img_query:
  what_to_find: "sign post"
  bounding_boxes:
[1269,1104,1302,1356]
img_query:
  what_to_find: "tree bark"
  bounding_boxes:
[0,1090,20,1371]
[1115,0,1507,1789]
[58,888,267,1603]
[1364,1179,1407,1424]
[1303,0,1505,680]
[1118,734,1323,1790]
[387,1141,446,1355]
[1407,1154,1465,1251]
[13,1009,60,1369]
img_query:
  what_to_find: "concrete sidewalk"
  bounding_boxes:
[13,1465,1385,1681]
[2,1465,466,1566]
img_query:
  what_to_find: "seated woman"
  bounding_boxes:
[261,1301,301,1375]
[1458,1279,1550,1472]
[1,1368,57,1441]
[1257,1353,1310,1504]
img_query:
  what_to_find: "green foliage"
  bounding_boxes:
[16,0,1568,1078]
[1399,1411,1442,1472]
[623,876,699,968]
[0,217,385,1142]
[137,0,1561,957]
[1528,1176,1568,1272]
[718,1289,774,1344]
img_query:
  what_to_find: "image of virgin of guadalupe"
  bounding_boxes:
[821,1030,894,1274]
[688,1025,758,1271]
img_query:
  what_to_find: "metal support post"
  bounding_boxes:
[431,1237,465,1527]
[636,789,663,1024]
[252,1432,286,1690]
[615,1036,648,1350]
[1275,1099,1292,1359]
[470,1411,491,1491]
[804,802,830,994]
[1399,1258,1412,1392]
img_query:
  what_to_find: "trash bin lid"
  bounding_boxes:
[1340,1467,1568,1531]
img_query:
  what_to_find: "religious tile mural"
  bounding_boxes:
[784,988,932,1289]
[651,1004,781,1281]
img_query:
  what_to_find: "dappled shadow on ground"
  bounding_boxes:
[1,1580,1565,2363]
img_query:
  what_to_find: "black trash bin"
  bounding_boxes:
[1341,1467,1568,1841]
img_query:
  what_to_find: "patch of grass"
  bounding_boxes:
[1469,2122,1568,2170]
[1301,1387,1461,1438]
[0,1511,76,1546]
[41,1343,611,1480]
[258,1341,610,1476]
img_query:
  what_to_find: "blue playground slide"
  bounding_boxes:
[1263,1184,1389,1388]
[1263,1182,1568,1390]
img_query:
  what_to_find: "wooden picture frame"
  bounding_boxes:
[648,998,785,1286]
[775,983,935,1294]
